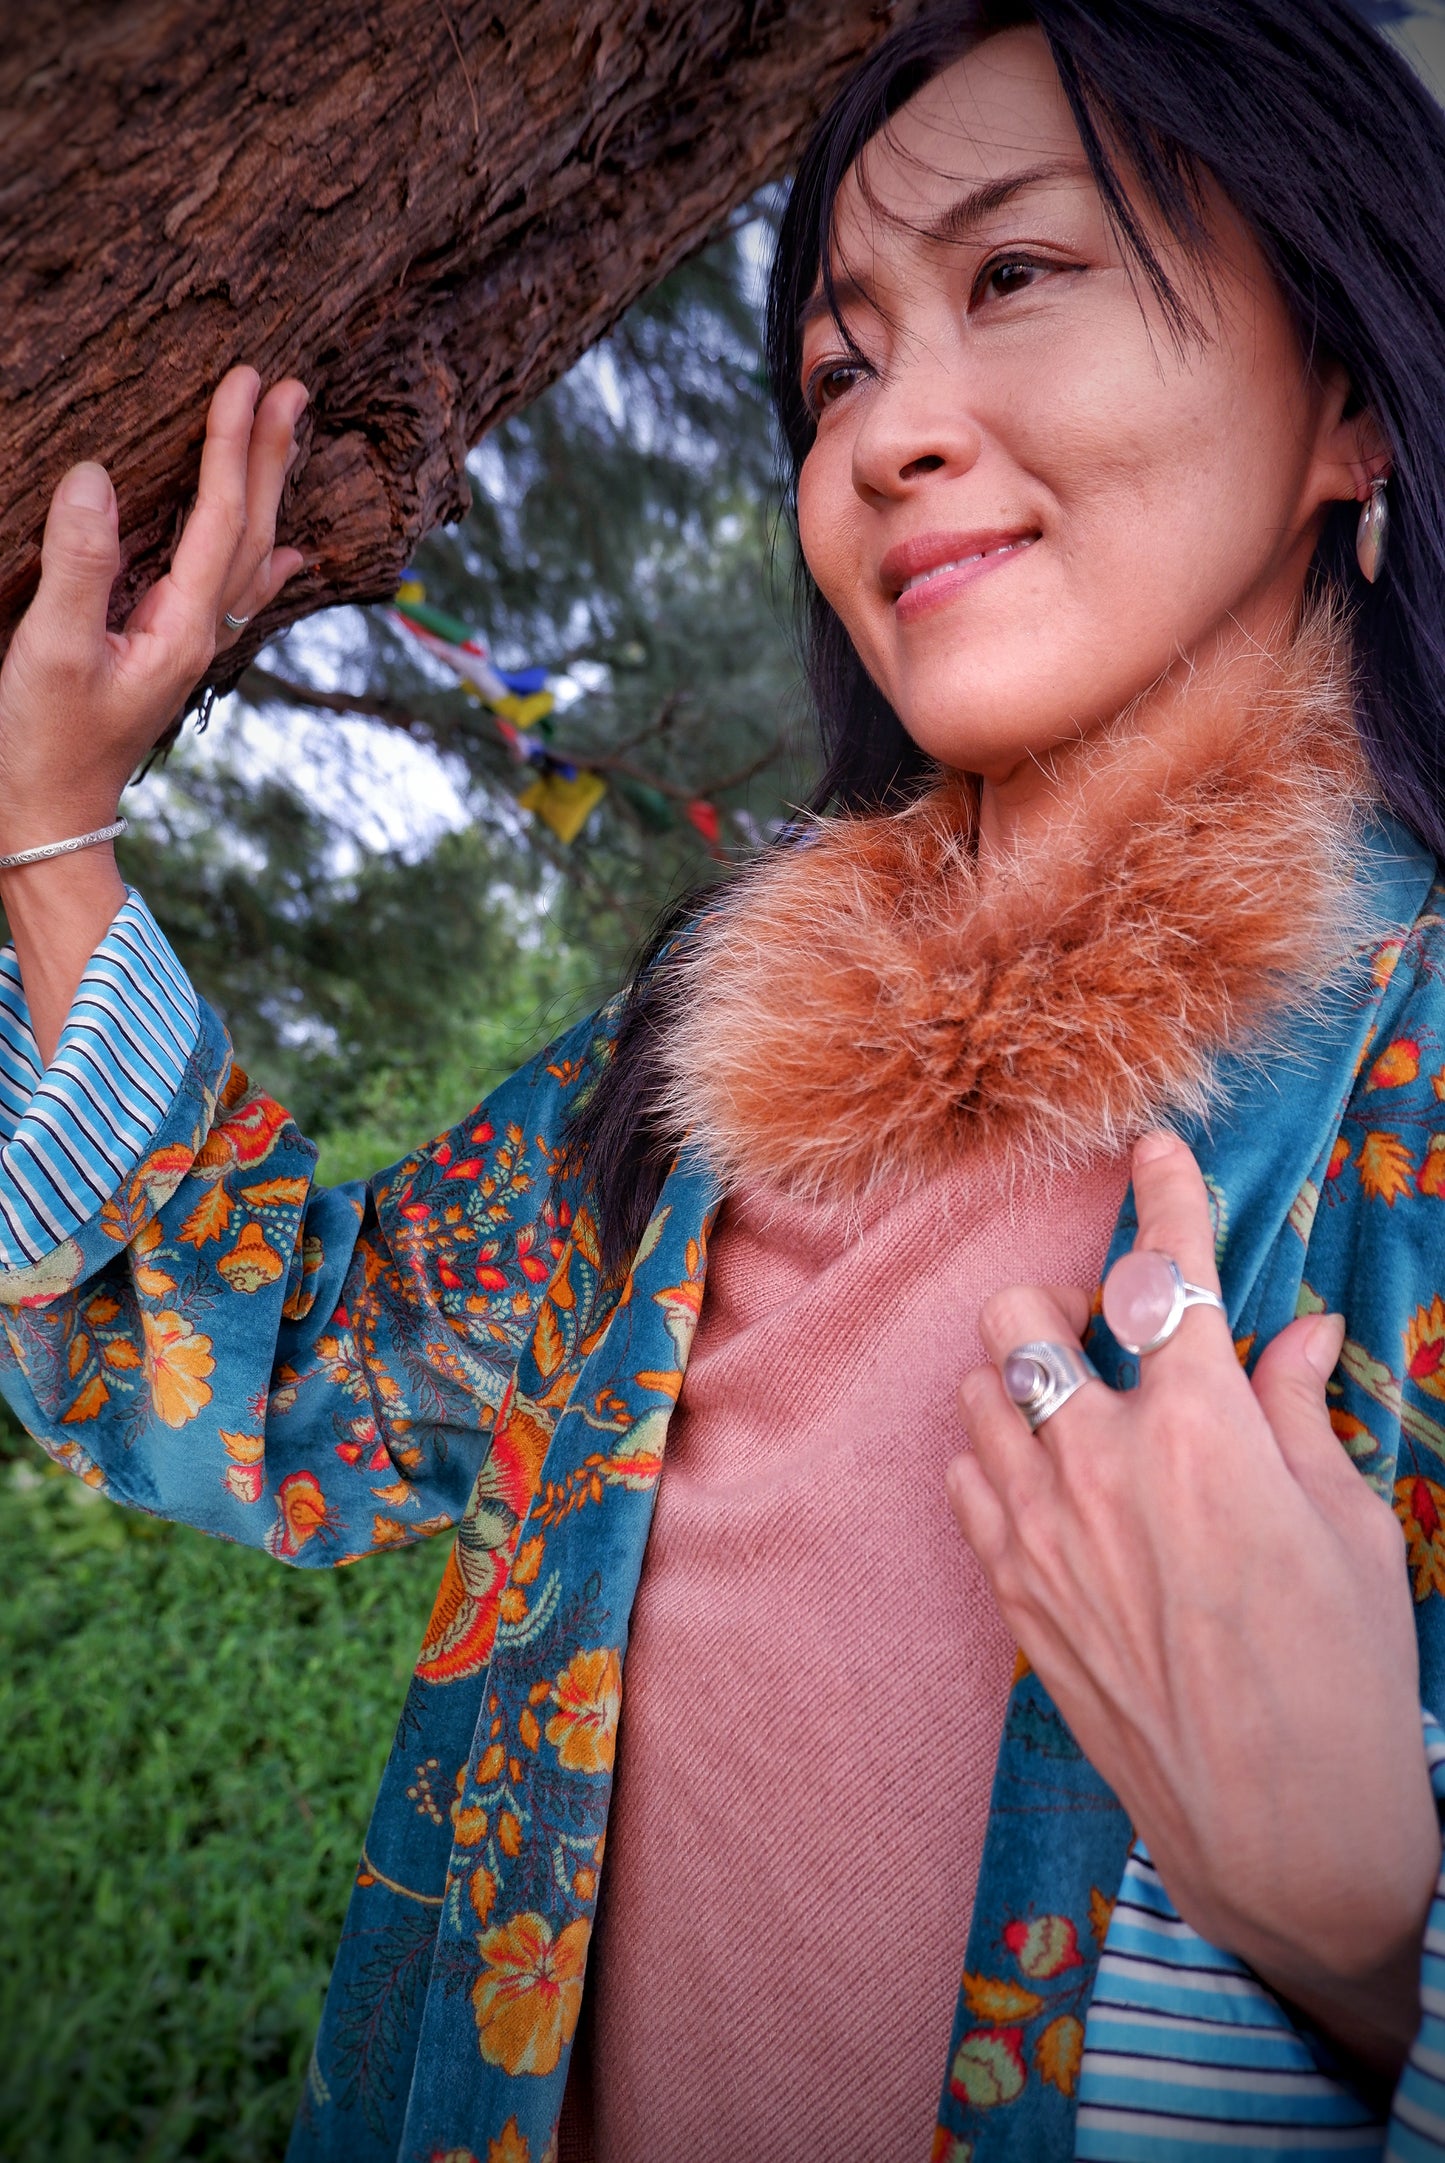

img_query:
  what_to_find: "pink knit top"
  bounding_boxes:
[570,1153,1130,2163]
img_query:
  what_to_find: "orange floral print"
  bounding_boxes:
[1035,2013,1084,2097]
[141,1308,215,1427]
[486,2120,529,2163]
[1419,1137,1445,1199]
[1358,1129,1415,1205]
[1397,1475,1445,1601]
[1406,1296,1445,1399]
[217,1221,286,1294]
[545,1648,621,1773]
[1367,1037,1420,1089]
[471,1912,590,2077]
[266,1469,334,1558]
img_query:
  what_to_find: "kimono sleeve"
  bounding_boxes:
[0,890,605,1566]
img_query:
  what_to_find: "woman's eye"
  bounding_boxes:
[805,362,866,415]
[976,255,1052,304]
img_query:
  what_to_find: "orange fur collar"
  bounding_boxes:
[657,611,1372,1202]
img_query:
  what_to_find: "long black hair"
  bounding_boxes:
[572,0,1445,1270]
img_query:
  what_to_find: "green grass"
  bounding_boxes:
[0,1428,449,2163]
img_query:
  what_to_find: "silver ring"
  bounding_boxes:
[1001,1340,1100,1432]
[223,610,251,631]
[1103,1250,1227,1357]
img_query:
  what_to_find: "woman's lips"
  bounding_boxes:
[890,534,1038,625]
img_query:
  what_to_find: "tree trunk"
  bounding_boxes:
[0,0,920,695]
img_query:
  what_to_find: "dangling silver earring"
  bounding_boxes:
[1356,475,1389,584]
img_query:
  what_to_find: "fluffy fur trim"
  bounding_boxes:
[656,610,1373,1202]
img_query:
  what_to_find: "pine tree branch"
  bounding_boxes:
[240,666,783,805]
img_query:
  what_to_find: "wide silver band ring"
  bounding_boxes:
[223,609,252,631]
[1002,1340,1101,1432]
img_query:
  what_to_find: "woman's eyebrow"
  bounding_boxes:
[923,158,1092,245]
[798,159,1091,331]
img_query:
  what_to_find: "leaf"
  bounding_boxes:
[239,1176,310,1209]
[1357,1129,1414,1206]
[177,1180,234,1248]
[1286,1179,1319,1242]
[369,1480,414,1506]
[532,1301,566,1379]
[960,1971,1045,2024]
[511,1535,545,1585]
[1034,2014,1084,2097]
[1087,1885,1115,1945]
[1418,1137,1445,1199]
[67,1333,91,1378]
[102,1340,142,1370]
[1407,1296,1445,1401]
[61,1372,109,1424]
[572,1207,602,1270]
[633,1367,683,1401]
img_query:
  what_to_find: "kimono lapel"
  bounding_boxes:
[390,1151,722,2162]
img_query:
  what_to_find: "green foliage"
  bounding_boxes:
[114,764,603,1146]
[0,1437,447,2163]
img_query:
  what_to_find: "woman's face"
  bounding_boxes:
[796,28,1376,793]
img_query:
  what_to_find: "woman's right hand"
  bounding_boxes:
[0,366,309,1063]
[0,364,308,849]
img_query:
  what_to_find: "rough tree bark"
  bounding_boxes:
[0,0,923,696]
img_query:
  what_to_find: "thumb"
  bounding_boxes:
[1250,1311,1351,1494]
[32,463,120,659]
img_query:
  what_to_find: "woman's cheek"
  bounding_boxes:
[797,444,880,654]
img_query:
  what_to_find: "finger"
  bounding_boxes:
[945,1448,1009,1570]
[164,366,261,629]
[1117,1132,1236,1385]
[958,1358,1061,1496]
[977,1281,1090,1374]
[220,379,308,628]
[1251,1312,1358,1499]
[29,463,121,663]
[1128,1130,1223,1294]
[1051,1284,1092,1339]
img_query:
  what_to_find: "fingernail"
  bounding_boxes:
[1304,1312,1346,1381]
[1134,1129,1178,1166]
[59,462,113,512]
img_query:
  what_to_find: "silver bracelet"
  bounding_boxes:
[0,817,128,870]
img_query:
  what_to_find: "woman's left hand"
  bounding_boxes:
[949,1128,1439,2078]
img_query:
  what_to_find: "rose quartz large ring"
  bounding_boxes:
[1101,1249,1226,1357]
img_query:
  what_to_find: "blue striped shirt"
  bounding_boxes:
[0,891,199,1270]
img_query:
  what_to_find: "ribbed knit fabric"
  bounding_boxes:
[583,1152,1131,2163]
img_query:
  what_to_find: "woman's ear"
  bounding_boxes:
[1312,357,1391,506]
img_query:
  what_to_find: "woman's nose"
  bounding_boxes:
[849,366,985,503]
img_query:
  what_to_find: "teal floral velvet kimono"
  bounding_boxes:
[6,809,1445,2162]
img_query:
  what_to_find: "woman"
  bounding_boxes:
[2,2,1444,2156]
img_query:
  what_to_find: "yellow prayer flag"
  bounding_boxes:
[518,768,607,845]
[494,690,556,731]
